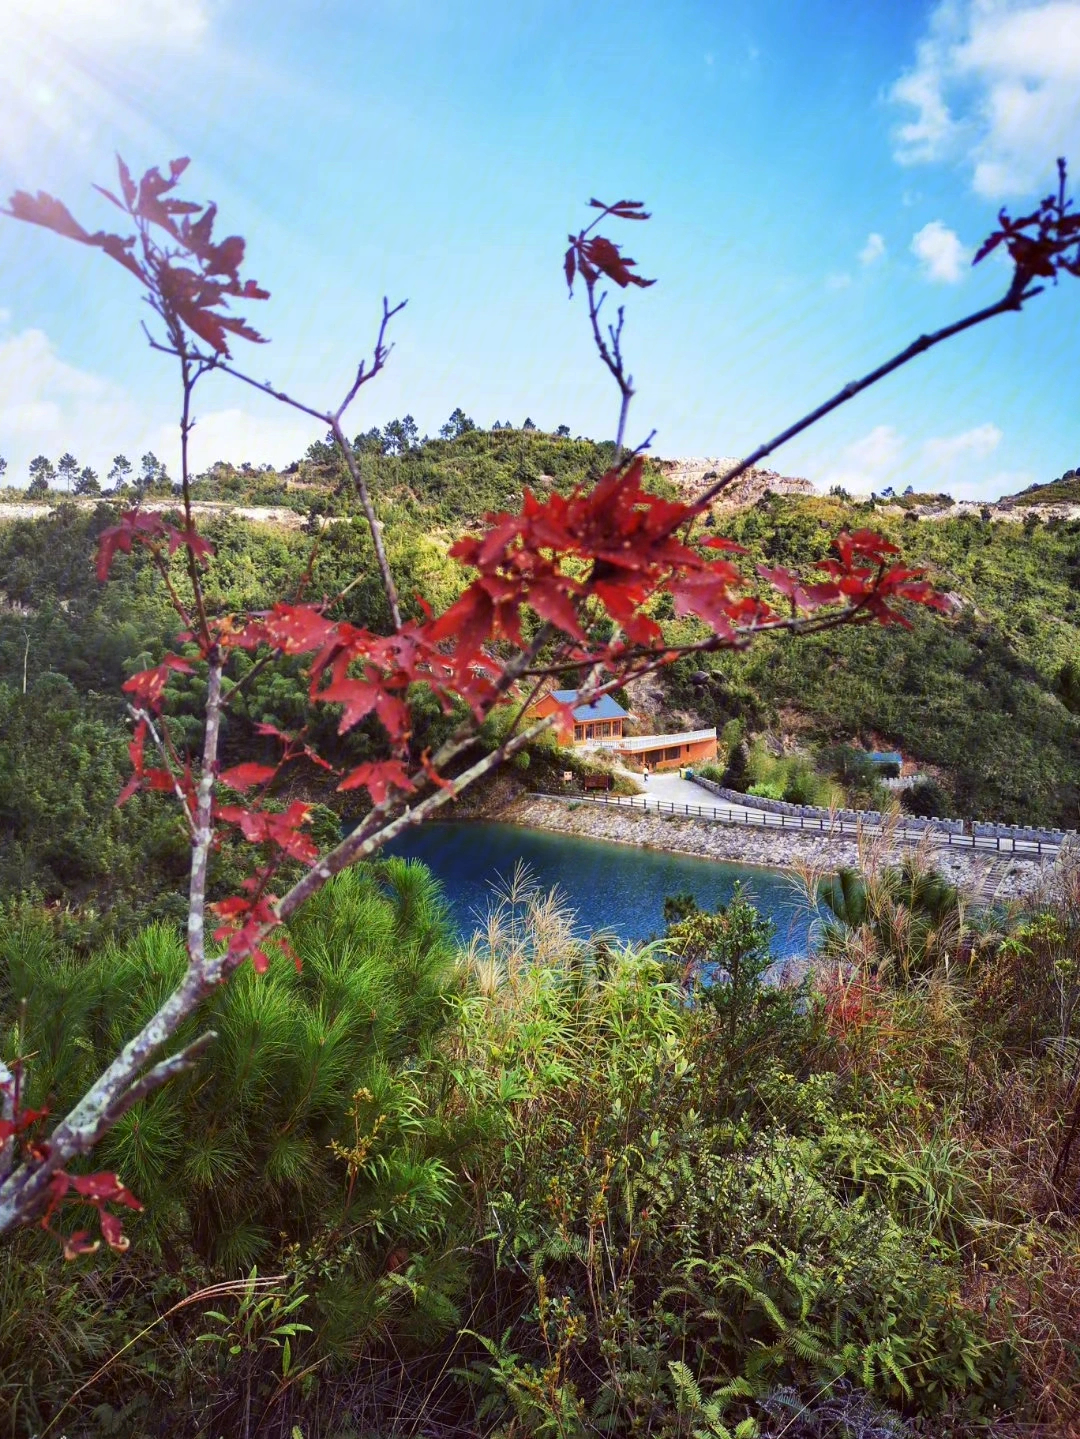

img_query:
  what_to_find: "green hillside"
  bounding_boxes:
[1,430,1078,923]
[1008,467,1080,507]
[658,493,1080,828]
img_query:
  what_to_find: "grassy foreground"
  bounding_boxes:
[2,847,1080,1438]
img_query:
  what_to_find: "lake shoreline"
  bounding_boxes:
[457,789,1054,904]
[387,816,819,958]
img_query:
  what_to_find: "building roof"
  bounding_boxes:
[867,751,903,765]
[552,688,629,722]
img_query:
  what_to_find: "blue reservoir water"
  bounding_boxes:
[384,821,816,961]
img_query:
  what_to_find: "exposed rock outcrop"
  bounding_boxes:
[654,456,815,510]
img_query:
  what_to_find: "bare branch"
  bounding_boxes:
[0,658,227,1234]
[584,275,634,461]
[127,704,196,834]
[187,655,224,969]
[177,345,211,645]
[0,1059,15,1184]
[694,284,1044,514]
[0,961,220,1232]
[330,418,402,629]
[99,1033,217,1134]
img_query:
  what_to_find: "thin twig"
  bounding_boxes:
[330,416,402,629]
[127,704,196,834]
[98,1033,217,1135]
[176,338,211,645]
[0,1059,15,1183]
[693,283,1044,514]
[152,299,408,629]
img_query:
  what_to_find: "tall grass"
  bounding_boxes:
[4,852,1080,1434]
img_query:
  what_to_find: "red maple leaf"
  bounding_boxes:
[216,801,318,863]
[218,762,277,792]
[337,759,415,805]
[122,655,194,711]
[579,235,656,290]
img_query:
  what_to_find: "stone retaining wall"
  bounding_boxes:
[502,795,1052,904]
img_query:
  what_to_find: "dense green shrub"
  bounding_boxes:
[743,741,839,808]
[904,776,954,818]
[1,863,467,1264]
[449,906,1017,1434]
[8,862,1080,1433]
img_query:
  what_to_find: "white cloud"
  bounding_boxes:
[859,232,887,265]
[922,422,1003,466]
[811,422,1017,502]
[911,220,972,282]
[167,407,321,474]
[823,424,907,492]
[891,1,1080,197]
[0,326,317,486]
[0,328,129,482]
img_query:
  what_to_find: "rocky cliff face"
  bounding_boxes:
[654,456,815,509]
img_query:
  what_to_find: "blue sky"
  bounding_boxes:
[2,0,1080,500]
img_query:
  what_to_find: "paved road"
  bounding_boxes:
[636,770,762,820]
[587,770,1059,858]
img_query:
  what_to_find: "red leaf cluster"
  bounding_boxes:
[6,156,268,356]
[210,882,283,974]
[564,199,655,295]
[337,759,416,804]
[436,459,713,650]
[117,715,194,809]
[0,1104,49,1147]
[0,1080,142,1257]
[97,509,215,583]
[215,800,318,863]
[974,158,1080,287]
[216,602,499,802]
[218,762,278,792]
[43,1169,143,1260]
[812,529,955,627]
[122,655,195,711]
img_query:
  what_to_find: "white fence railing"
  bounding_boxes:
[579,727,716,753]
[537,791,1062,857]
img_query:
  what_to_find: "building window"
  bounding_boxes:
[600,721,612,737]
[574,725,583,742]
[663,746,682,761]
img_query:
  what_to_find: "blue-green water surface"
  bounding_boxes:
[384,821,815,960]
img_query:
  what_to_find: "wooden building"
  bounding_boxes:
[530,689,717,773]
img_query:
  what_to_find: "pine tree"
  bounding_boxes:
[27,455,54,496]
